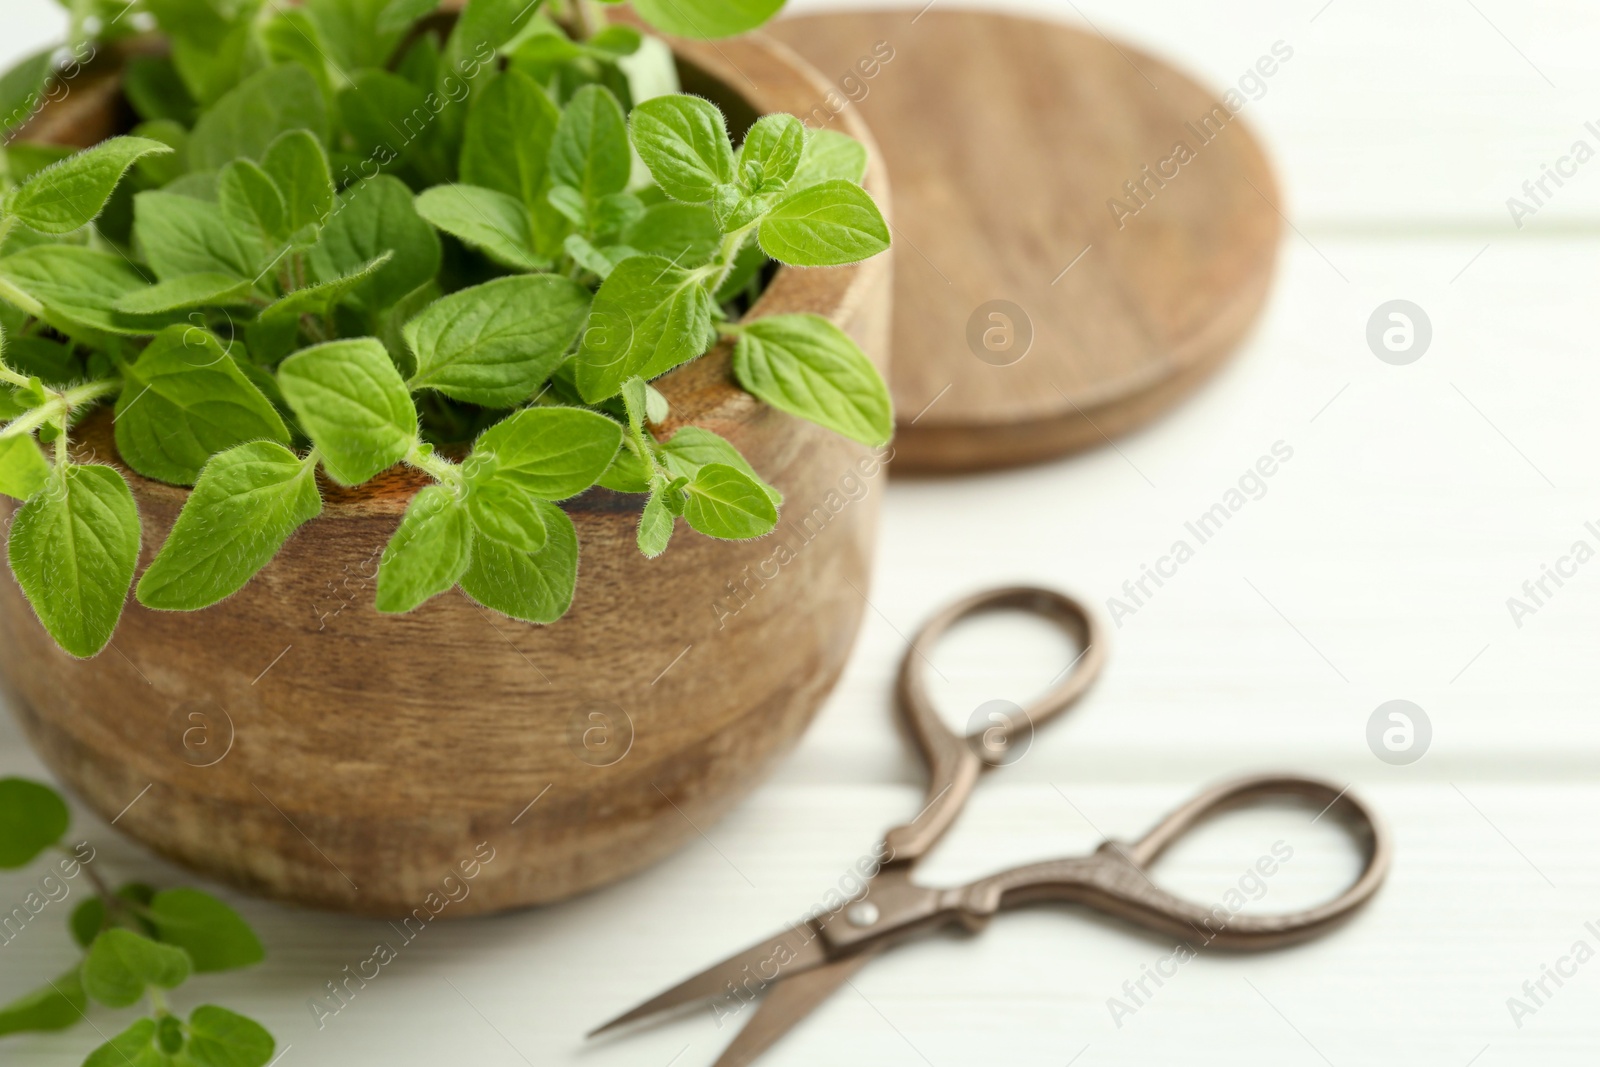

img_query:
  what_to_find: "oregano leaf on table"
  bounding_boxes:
[148,888,266,973]
[0,776,69,868]
[184,1005,276,1067]
[83,928,193,1009]
[0,969,86,1036]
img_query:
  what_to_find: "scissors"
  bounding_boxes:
[590,587,1392,1065]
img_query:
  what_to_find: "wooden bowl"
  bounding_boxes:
[0,26,892,916]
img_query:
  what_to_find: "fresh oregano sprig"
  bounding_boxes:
[0,0,892,658]
[0,777,274,1066]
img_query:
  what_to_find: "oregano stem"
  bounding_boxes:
[703,224,758,297]
[0,378,120,441]
[0,362,30,389]
[404,441,463,492]
[0,275,44,320]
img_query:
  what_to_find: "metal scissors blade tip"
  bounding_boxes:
[588,922,829,1038]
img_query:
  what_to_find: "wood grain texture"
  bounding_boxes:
[0,24,895,917]
[770,9,1281,472]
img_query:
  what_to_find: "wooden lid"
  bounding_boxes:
[767,10,1282,472]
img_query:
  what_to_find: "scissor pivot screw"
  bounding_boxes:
[846,902,880,927]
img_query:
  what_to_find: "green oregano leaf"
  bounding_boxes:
[637,490,673,558]
[114,326,291,486]
[137,442,322,610]
[0,968,85,1036]
[404,275,591,406]
[278,338,418,485]
[414,184,550,272]
[465,479,549,554]
[466,406,623,501]
[660,426,781,504]
[0,777,69,868]
[0,246,170,337]
[630,0,784,40]
[0,435,50,501]
[622,202,720,266]
[257,253,394,327]
[732,313,893,446]
[459,498,577,624]
[188,63,330,172]
[82,1017,158,1067]
[550,84,631,209]
[3,136,174,235]
[378,0,443,34]
[757,179,891,267]
[459,68,562,227]
[218,159,289,245]
[8,464,140,659]
[574,254,714,402]
[309,175,442,314]
[376,484,472,613]
[261,129,335,237]
[681,462,777,540]
[737,113,805,189]
[83,928,193,1009]
[148,888,266,973]
[791,129,868,187]
[112,274,257,315]
[132,191,263,282]
[628,95,735,204]
[184,1005,275,1067]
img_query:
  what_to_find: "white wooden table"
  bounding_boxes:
[6,1,1600,1063]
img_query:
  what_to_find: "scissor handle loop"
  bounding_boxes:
[957,775,1392,950]
[885,586,1106,862]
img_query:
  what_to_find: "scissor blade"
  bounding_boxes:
[588,922,829,1037]
[711,944,882,1067]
